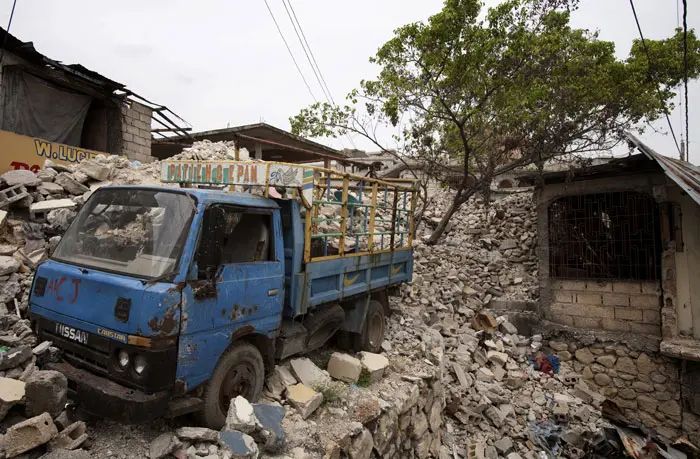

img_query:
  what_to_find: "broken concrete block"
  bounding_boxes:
[54,173,88,195]
[0,376,25,421]
[494,437,513,454]
[149,433,181,459]
[487,350,509,367]
[25,369,68,417]
[0,255,20,276]
[290,358,331,387]
[0,345,32,370]
[286,383,323,419]
[29,199,76,222]
[224,396,259,433]
[0,209,6,227]
[49,421,88,450]
[5,412,59,457]
[1,170,41,187]
[266,365,297,396]
[475,367,494,382]
[347,428,373,459]
[78,161,111,181]
[252,403,286,453]
[32,341,53,356]
[0,184,29,208]
[219,430,259,459]
[492,365,506,382]
[358,352,389,382]
[175,426,219,443]
[327,352,362,383]
[39,182,64,195]
[36,167,58,182]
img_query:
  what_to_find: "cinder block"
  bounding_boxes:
[552,314,575,327]
[553,291,574,303]
[640,282,660,294]
[572,316,604,330]
[602,293,630,307]
[614,307,643,321]
[139,112,151,123]
[551,303,613,319]
[125,124,139,136]
[642,309,661,325]
[628,322,661,336]
[552,280,587,291]
[611,282,642,294]
[0,184,28,208]
[630,294,661,310]
[5,412,58,457]
[585,281,613,292]
[122,133,134,142]
[602,318,631,332]
[575,293,602,305]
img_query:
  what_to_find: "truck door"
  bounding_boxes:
[177,205,284,390]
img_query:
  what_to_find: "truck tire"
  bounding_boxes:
[198,342,264,430]
[353,300,385,353]
[305,304,345,351]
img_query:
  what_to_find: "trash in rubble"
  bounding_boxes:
[527,420,564,459]
[471,312,499,332]
[528,353,560,376]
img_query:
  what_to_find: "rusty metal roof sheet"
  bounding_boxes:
[626,133,700,206]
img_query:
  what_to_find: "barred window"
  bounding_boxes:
[548,191,660,280]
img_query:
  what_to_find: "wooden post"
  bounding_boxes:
[408,186,418,247]
[255,142,263,160]
[338,177,349,256]
[304,209,312,263]
[368,183,378,252]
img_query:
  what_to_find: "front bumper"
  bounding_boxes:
[47,361,170,423]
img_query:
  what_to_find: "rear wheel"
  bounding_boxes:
[353,300,386,353]
[198,342,264,429]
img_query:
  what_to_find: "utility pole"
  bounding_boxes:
[680,138,687,162]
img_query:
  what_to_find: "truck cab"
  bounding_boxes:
[29,161,416,428]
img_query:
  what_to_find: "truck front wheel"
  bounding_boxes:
[199,342,264,429]
[353,300,386,353]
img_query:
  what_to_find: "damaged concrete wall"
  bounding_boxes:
[536,173,667,335]
[120,100,154,163]
[549,280,661,335]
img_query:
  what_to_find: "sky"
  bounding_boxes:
[1,0,698,163]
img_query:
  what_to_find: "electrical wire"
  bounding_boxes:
[282,0,357,150]
[682,0,689,160]
[263,0,317,103]
[629,0,683,158]
[285,0,337,106]
[281,0,331,103]
[0,0,19,66]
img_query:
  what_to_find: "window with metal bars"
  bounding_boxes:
[548,191,660,281]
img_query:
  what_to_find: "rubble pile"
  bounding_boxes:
[152,347,444,459]
[416,191,538,307]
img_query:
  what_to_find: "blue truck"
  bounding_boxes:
[28,160,416,429]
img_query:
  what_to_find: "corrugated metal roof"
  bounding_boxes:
[626,133,700,206]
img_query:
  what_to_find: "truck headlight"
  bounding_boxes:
[117,350,130,368]
[133,355,147,375]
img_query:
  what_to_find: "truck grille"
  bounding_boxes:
[38,319,110,374]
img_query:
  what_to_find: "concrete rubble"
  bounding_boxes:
[0,146,696,458]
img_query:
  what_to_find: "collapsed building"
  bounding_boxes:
[0,26,189,174]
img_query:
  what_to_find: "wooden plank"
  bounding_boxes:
[338,177,349,257]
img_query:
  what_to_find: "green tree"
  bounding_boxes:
[291,0,700,244]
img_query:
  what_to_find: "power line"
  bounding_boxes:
[682,0,689,161]
[263,0,317,103]
[281,0,331,103]
[285,0,337,106]
[281,0,357,150]
[629,0,683,158]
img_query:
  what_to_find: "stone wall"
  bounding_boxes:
[120,100,154,163]
[544,329,700,445]
[549,280,661,335]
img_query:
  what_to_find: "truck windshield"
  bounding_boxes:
[53,188,194,279]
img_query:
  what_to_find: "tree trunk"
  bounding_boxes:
[426,196,462,244]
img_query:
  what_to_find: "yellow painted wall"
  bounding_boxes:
[0,129,107,174]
